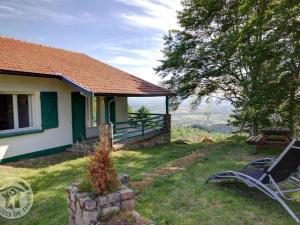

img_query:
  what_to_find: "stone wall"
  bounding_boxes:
[66,175,134,225]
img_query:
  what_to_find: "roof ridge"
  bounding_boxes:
[0,35,86,56]
[0,36,173,96]
[0,36,160,88]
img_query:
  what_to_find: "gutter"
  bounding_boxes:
[0,69,174,97]
[58,74,94,97]
[0,70,94,97]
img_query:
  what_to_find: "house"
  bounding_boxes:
[0,37,173,164]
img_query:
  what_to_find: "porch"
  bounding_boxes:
[103,95,171,150]
[112,112,171,150]
[78,95,172,150]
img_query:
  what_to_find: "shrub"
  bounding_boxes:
[136,105,151,119]
[87,144,119,194]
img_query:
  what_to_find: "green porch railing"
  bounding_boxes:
[113,113,166,143]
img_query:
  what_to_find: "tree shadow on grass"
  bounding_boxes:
[2,151,86,169]
[1,133,285,170]
[209,181,300,222]
[2,140,210,169]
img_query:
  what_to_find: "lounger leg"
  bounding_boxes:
[274,195,300,223]
[206,171,300,223]
[256,180,300,223]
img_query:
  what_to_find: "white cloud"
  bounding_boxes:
[124,66,162,83]
[95,0,183,84]
[86,35,163,52]
[116,0,182,31]
[89,45,163,83]
[105,47,162,67]
[130,49,161,59]
[102,47,163,83]
[108,56,151,66]
[0,5,22,15]
[0,1,98,25]
[86,0,182,84]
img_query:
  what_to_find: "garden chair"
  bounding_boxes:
[206,139,300,223]
[243,156,278,169]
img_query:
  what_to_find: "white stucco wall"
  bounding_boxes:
[0,75,75,160]
[115,97,128,122]
[97,96,128,124]
[0,75,129,160]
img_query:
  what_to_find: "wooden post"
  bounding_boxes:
[142,120,145,136]
[166,96,169,115]
[104,97,109,123]
[96,97,101,125]
[165,114,171,144]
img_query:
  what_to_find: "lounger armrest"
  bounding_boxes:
[244,157,277,169]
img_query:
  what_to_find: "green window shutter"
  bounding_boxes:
[40,92,58,129]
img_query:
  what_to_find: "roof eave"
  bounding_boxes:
[0,69,94,97]
[59,75,93,97]
[94,92,175,97]
[0,69,175,97]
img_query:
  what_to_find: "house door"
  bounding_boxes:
[72,93,86,143]
[109,99,116,124]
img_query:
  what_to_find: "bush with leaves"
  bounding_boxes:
[87,144,119,194]
[136,105,153,127]
[129,105,152,128]
[136,105,151,119]
[156,0,300,135]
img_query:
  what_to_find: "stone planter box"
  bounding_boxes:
[66,175,135,225]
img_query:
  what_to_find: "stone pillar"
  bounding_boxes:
[99,123,113,151]
[165,114,171,144]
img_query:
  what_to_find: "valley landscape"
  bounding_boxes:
[128,97,236,133]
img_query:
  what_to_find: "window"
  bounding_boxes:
[86,97,99,127]
[18,95,31,128]
[0,95,14,130]
[0,94,34,132]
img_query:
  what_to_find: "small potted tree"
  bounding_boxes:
[66,143,135,225]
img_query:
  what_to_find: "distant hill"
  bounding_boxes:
[128,97,236,133]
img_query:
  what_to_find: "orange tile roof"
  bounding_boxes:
[0,36,172,96]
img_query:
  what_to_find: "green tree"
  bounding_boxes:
[156,0,299,135]
[136,105,151,119]
[269,0,300,136]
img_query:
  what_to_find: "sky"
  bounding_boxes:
[0,0,182,84]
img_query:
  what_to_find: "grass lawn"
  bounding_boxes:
[1,128,299,225]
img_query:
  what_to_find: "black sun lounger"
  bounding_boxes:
[243,156,278,169]
[206,139,300,223]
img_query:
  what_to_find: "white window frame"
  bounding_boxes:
[0,92,37,134]
[86,97,92,127]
